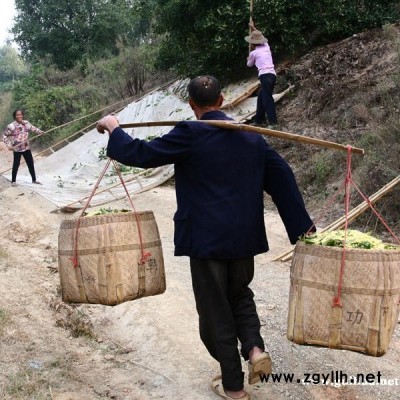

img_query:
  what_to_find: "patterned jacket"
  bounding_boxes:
[3,120,43,152]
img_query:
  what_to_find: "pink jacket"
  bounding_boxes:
[247,43,276,76]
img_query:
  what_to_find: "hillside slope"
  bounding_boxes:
[0,25,399,400]
[272,23,400,234]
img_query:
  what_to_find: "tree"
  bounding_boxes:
[0,45,28,84]
[12,0,139,69]
[153,0,400,80]
[154,0,249,80]
[251,0,400,52]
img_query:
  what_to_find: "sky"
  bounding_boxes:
[0,0,16,46]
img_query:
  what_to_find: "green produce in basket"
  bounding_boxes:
[83,208,130,217]
[301,229,399,250]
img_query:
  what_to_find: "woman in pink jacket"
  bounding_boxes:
[245,25,278,128]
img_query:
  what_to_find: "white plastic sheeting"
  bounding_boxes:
[1,78,287,211]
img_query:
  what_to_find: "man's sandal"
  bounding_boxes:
[211,377,250,400]
[248,352,272,385]
[212,374,222,383]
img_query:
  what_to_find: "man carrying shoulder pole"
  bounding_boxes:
[97,76,314,400]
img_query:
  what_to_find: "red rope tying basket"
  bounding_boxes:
[58,159,166,305]
[70,158,151,269]
[331,146,400,308]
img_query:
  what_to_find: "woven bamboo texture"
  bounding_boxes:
[58,211,166,305]
[287,242,400,356]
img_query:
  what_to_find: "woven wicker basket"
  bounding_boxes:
[287,242,400,356]
[58,211,166,305]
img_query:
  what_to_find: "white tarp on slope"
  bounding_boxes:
[2,78,282,210]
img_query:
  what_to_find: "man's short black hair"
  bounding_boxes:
[187,76,221,107]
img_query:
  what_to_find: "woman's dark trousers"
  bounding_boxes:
[12,150,36,182]
[255,73,277,125]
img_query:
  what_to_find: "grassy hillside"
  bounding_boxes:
[0,91,13,129]
[271,23,400,236]
[1,23,399,238]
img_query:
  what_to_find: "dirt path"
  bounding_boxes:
[0,176,399,400]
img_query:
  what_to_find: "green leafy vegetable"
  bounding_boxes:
[300,229,399,250]
[83,208,130,217]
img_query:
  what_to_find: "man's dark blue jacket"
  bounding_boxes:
[107,111,314,259]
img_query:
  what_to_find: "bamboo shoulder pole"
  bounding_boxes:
[120,120,364,155]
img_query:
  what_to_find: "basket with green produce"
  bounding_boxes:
[287,229,400,356]
[58,209,166,306]
[300,229,400,250]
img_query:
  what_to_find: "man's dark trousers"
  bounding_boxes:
[190,257,265,391]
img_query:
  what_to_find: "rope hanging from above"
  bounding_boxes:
[249,0,254,53]
[331,146,400,308]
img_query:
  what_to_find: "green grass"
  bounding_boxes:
[3,369,49,400]
[0,91,13,129]
[0,308,9,336]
